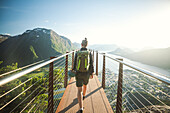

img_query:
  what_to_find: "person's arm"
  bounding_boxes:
[72,52,77,71]
[89,52,94,75]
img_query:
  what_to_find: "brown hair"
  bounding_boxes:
[81,38,88,47]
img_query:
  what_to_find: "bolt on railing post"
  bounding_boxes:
[102,53,105,89]
[116,58,123,113]
[96,51,98,76]
[48,57,55,113]
[64,52,68,88]
[72,51,74,70]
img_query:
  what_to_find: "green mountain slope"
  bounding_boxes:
[0,28,76,67]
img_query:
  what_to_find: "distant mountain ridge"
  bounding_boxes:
[0,34,11,43]
[108,48,134,56]
[88,44,118,51]
[109,47,170,69]
[73,42,81,48]
[127,47,170,69]
[0,28,76,67]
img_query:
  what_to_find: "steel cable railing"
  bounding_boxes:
[0,50,75,113]
[0,74,47,111]
[49,58,68,113]
[114,65,169,112]
[20,88,44,113]
[1,69,49,112]
[1,49,169,113]
[0,57,65,99]
[53,64,66,105]
[20,65,64,112]
[0,76,34,99]
[0,59,48,78]
[0,52,74,86]
[95,51,170,113]
[124,75,167,112]
[9,73,50,113]
[52,56,72,111]
[102,52,170,85]
[28,104,36,113]
[0,54,62,78]
[1,58,62,110]
[123,101,131,112]
[53,53,73,112]
[124,96,138,112]
[125,71,170,106]
[125,90,148,112]
[81,50,170,113]
[28,56,68,112]
[127,87,161,112]
[33,93,49,113]
[34,104,40,113]
[132,80,169,107]
[123,71,169,112]
[140,78,170,98]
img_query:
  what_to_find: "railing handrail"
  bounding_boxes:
[98,51,170,85]
[0,51,75,86]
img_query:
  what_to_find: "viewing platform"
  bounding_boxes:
[0,50,169,113]
[56,75,113,113]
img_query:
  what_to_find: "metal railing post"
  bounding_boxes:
[48,57,55,113]
[64,52,68,88]
[72,51,74,70]
[96,51,98,76]
[116,58,123,113]
[102,53,105,89]
[93,50,94,62]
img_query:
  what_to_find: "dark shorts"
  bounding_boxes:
[75,72,90,87]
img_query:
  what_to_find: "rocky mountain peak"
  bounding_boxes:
[23,28,51,35]
[0,34,11,43]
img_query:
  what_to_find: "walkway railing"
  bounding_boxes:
[0,51,75,113]
[95,51,170,113]
[0,49,170,113]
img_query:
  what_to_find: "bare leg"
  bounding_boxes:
[83,85,87,96]
[77,87,83,108]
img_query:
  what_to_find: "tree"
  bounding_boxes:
[0,62,18,75]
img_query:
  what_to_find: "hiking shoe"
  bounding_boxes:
[79,109,83,113]
[83,96,85,100]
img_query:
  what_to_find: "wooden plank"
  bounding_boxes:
[64,77,79,113]
[56,78,74,113]
[89,75,108,113]
[95,75,114,113]
[56,75,114,113]
[83,79,93,113]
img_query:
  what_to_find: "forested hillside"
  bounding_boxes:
[0,28,76,67]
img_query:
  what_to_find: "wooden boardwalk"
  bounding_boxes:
[56,75,114,113]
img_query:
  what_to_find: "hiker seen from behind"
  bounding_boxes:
[72,38,94,113]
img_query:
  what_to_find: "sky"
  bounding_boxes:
[0,0,170,50]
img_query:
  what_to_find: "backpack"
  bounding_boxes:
[76,50,90,72]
